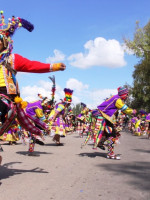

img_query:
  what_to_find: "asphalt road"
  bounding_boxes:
[0,130,150,200]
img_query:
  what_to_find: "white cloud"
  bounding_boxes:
[21,85,49,102]
[71,95,81,106]
[68,37,126,69]
[66,78,89,93]
[88,89,117,108]
[46,49,65,63]
[20,78,117,110]
[21,80,64,102]
[71,88,117,109]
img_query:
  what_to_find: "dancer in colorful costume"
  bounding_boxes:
[0,118,20,145]
[139,110,147,136]
[65,108,75,133]
[0,11,66,160]
[92,86,136,159]
[37,76,56,116]
[17,76,56,154]
[133,114,141,136]
[76,103,89,137]
[49,88,73,144]
[81,109,96,147]
[25,97,51,153]
[130,116,138,134]
[117,112,126,131]
[145,113,150,138]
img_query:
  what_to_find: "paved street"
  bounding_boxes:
[0,131,150,200]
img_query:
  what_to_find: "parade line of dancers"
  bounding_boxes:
[1,83,150,163]
[0,11,150,165]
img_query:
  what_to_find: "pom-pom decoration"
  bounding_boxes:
[21,101,28,109]
[14,96,27,109]
[14,96,23,104]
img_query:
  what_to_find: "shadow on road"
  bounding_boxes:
[73,136,82,138]
[132,149,150,153]
[16,151,52,156]
[1,142,22,146]
[78,152,107,158]
[99,161,150,191]
[138,137,149,140]
[0,162,48,182]
[44,143,65,147]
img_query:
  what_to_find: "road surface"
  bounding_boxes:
[0,130,150,200]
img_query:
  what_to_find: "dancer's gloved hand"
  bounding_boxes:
[52,63,66,71]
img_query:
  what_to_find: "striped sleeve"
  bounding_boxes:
[56,104,65,113]
[115,98,133,115]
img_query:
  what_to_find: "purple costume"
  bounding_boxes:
[97,94,120,117]
[26,100,43,117]
[146,113,150,121]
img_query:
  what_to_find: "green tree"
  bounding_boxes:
[130,60,150,111]
[124,21,150,60]
[124,20,150,112]
[72,103,82,115]
[122,83,133,107]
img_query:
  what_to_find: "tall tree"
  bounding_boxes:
[124,20,150,60]
[124,20,150,112]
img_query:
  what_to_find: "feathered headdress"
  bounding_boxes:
[48,75,56,102]
[64,88,73,103]
[81,102,86,108]
[0,11,34,63]
[0,11,34,36]
[139,110,147,115]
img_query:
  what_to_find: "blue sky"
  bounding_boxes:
[2,0,150,108]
